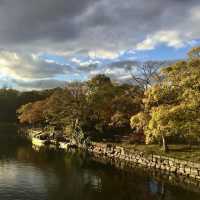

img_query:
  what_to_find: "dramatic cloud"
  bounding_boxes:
[0,51,71,80]
[0,50,74,89]
[0,0,199,52]
[0,0,200,89]
[136,31,185,50]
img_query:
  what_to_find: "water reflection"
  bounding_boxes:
[0,124,200,200]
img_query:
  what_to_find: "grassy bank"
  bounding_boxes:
[117,143,200,163]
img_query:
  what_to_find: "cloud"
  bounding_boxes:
[88,50,119,59]
[86,60,138,83]
[0,50,75,90]
[0,49,175,90]
[136,31,185,50]
[0,51,71,81]
[0,0,200,89]
[12,79,67,91]
[71,57,101,67]
[0,0,94,46]
[0,0,199,53]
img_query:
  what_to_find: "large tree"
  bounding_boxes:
[126,61,167,90]
[86,75,143,138]
[131,47,200,151]
[17,74,143,142]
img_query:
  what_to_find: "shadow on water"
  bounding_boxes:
[0,123,200,200]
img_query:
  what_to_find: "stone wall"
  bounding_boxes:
[27,127,200,186]
[87,142,200,182]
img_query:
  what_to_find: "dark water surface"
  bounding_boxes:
[0,124,200,200]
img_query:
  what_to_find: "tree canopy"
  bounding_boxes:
[13,46,200,149]
[0,88,54,122]
[17,75,143,141]
[130,47,200,150]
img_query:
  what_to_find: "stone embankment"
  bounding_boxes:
[87,142,200,181]
[27,129,200,183]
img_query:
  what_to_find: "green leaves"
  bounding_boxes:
[17,74,143,140]
[130,46,200,145]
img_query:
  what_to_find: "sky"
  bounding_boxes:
[0,0,200,90]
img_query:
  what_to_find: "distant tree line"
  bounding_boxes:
[0,88,54,122]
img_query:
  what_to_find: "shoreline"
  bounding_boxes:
[27,129,200,189]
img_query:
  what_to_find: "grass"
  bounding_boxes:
[116,143,200,163]
[99,134,200,163]
[104,134,200,163]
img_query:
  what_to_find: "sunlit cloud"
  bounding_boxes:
[136,31,185,51]
[0,0,200,90]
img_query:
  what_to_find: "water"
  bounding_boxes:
[0,124,200,200]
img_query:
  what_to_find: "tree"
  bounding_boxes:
[130,112,150,134]
[17,74,144,142]
[130,47,200,151]
[86,75,116,136]
[0,87,54,122]
[110,84,143,130]
[188,46,200,59]
[17,100,47,125]
[44,84,88,132]
[0,88,19,122]
[126,61,166,90]
[86,75,143,138]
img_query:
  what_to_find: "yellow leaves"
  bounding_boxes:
[188,46,200,59]
[130,112,150,130]
[110,112,129,128]
[130,47,200,144]
[145,101,200,143]
[144,83,181,110]
[17,100,47,124]
[17,103,33,124]
[161,61,187,78]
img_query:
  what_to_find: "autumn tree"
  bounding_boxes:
[130,47,200,151]
[188,46,200,59]
[44,83,88,133]
[109,84,143,131]
[86,75,143,139]
[0,87,54,122]
[17,100,47,126]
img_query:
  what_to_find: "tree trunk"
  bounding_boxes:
[159,182,165,200]
[161,134,168,152]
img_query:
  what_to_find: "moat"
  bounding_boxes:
[0,123,200,200]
